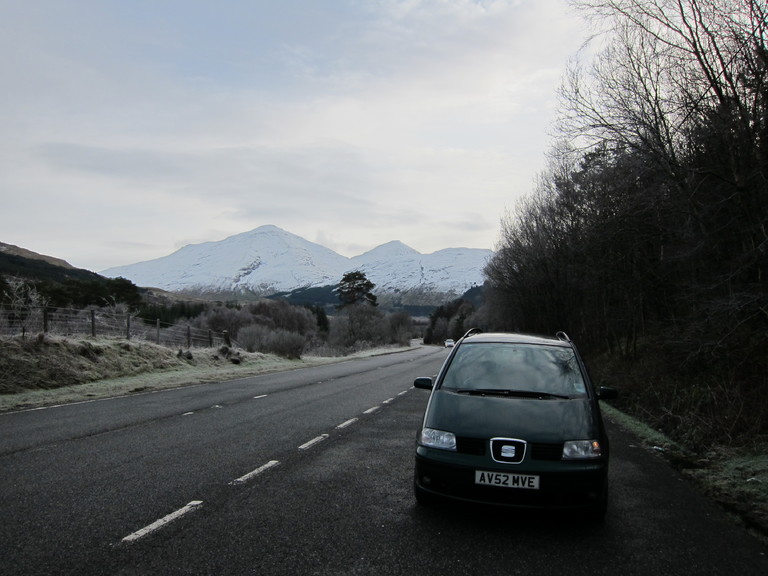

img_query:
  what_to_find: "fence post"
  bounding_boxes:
[156,319,161,345]
[43,308,49,333]
[223,330,231,347]
[126,315,131,340]
[91,309,96,337]
[186,325,191,349]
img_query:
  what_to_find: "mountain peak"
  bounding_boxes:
[355,240,420,260]
[244,224,291,237]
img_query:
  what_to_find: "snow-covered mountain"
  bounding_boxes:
[101,225,492,298]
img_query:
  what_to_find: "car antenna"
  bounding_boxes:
[556,331,571,342]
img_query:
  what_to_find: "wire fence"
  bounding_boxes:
[0,305,231,350]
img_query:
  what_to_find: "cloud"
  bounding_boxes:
[0,0,587,271]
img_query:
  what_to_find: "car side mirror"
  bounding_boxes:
[597,386,618,400]
[414,377,434,390]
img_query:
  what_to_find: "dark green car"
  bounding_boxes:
[414,330,617,519]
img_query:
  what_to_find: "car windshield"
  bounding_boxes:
[440,342,587,398]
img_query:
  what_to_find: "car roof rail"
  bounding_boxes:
[556,331,571,342]
[461,328,482,339]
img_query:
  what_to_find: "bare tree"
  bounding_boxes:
[485,0,768,446]
[1,276,49,337]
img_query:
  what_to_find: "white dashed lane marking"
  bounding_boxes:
[122,501,203,543]
[120,387,414,545]
[298,434,329,451]
[230,460,280,485]
[336,418,358,429]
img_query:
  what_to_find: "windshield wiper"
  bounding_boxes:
[454,388,570,400]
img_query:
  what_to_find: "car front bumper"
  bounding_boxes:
[415,453,608,509]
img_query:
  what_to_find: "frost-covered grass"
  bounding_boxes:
[0,334,412,412]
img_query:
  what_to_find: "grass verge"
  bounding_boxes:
[602,402,768,545]
[0,334,408,412]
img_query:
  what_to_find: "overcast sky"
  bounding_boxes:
[0,0,588,272]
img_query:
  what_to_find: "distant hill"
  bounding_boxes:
[0,242,77,270]
[0,243,102,285]
[0,243,141,308]
[266,284,447,317]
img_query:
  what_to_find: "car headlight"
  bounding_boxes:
[562,440,602,459]
[420,428,457,451]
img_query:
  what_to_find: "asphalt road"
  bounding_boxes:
[1,344,766,575]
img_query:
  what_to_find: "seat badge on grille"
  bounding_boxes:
[501,445,516,458]
[491,438,526,463]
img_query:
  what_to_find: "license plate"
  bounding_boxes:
[475,470,540,490]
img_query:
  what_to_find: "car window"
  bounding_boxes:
[441,342,587,397]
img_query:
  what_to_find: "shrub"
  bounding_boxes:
[238,325,305,359]
[248,300,316,335]
[386,312,413,346]
[191,306,253,339]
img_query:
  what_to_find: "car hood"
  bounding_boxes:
[423,389,600,443]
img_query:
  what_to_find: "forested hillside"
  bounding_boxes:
[484,0,767,448]
[0,250,142,308]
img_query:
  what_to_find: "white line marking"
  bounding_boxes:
[397,390,409,396]
[253,394,267,399]
[363,406,380,414]
[336,418,358,429]
[230,460,280,485]
[182,412,194,416]
[382,397,395,404]
[121,501,203,543]
[298,434,329,450]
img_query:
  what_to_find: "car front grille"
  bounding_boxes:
[530,443,564,461]
[455,438,563,460]
[456,437,486,455]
